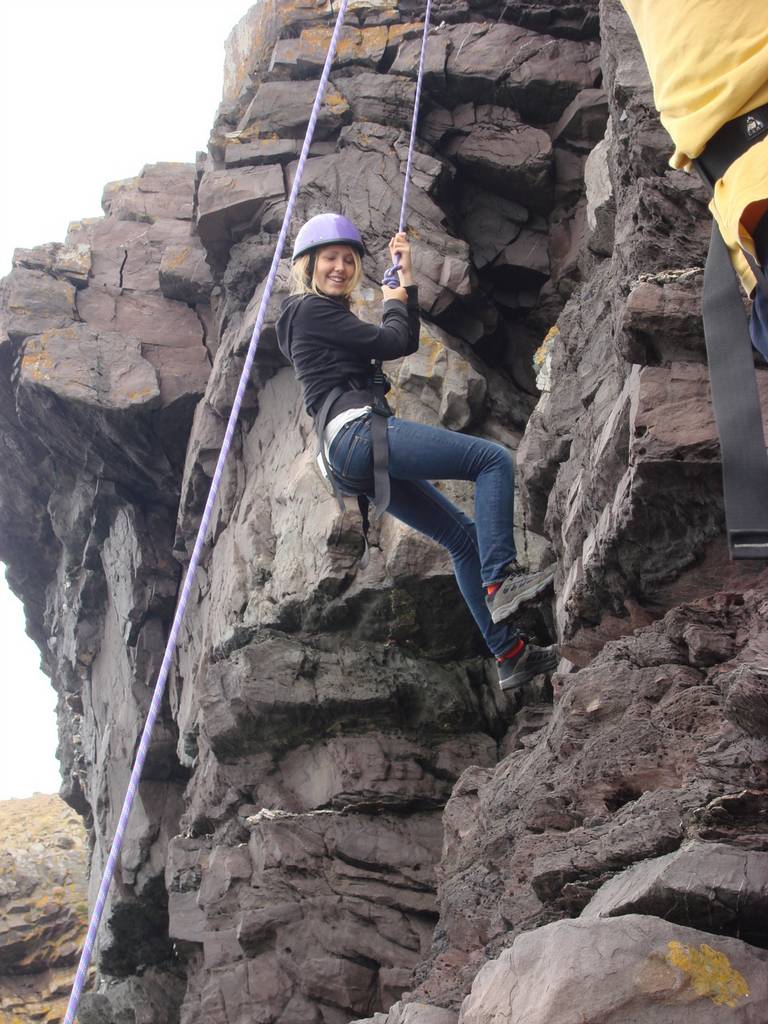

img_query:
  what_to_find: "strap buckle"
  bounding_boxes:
[729,530,768,560]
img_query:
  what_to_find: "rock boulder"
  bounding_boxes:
[459,916,768,1023]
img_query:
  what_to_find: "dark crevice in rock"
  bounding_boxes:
[328,792,448,815]
[192,304,212,366]
[72,286,84,324]
[100,876,175,976]
[118,247,128,291]
[603,782,644,812]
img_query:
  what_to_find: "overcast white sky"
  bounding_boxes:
[0,0,253,799]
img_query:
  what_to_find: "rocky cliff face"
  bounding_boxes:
[1,0,767,1022]
[0,794,89,1021]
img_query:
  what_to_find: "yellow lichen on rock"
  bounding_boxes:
[163,246,191,271]
[387,22,423,48]
[418,333,444,375]
[666,940,750,1008]
[20,343,54,384]
[324,92,349,115]
[534,324,560,368]
[126,388,158,403]
[533,325,559,392]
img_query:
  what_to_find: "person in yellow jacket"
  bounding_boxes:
[620,0,768,358]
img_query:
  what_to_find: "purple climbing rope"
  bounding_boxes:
[398,0,433,233]
[64,1,436,1017]
[61,1,353,1018]
[383,0,433,286]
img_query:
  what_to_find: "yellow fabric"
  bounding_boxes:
[620,0,768,292]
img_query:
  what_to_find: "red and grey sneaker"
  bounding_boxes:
[486,562,556,624]
[496,641,559,692]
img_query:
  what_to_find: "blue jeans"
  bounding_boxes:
[749,230,768,360]
[328,414,520,657]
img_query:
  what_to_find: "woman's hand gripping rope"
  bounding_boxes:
[381,231,413,302]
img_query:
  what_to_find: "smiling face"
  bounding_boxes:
[313,244,359,297]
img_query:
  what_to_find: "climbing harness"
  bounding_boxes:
[368,360,393,515]
[693,105,768,559]
[316,360,393,568]
[63,2,434,1019]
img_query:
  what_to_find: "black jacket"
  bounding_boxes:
[276,287,420,416]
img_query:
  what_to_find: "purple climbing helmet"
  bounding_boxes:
[292,213,365,262]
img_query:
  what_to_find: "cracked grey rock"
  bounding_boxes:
[581,841,768,949]
[224,138,301,168]
[12,241,92,287]
[268,24,391,78]
[463,0,599,41]
[458,187,529,270]
[341,73,418,131]
[394,23,599,122]
[723,664,768,738]
[101,162,196,223]
[236,79,350,140]
[552,87,608,150]
[78,969,187,1024]
[159,240,215,304]
[168,810,444,1022]
[426,103,554,212]
[394,324,487,431]
[4,267,77,342]
[353,1002,458,1024]
[20,323,160,412]
[196,164,285,266]
[66,211,194,291]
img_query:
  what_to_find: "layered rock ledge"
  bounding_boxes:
[0,794,89,1022]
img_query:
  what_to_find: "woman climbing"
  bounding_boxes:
[276,212,559,691]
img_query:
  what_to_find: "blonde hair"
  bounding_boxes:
[289,246,363,300]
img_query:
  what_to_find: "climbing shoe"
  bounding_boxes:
[485,562,556,624]
[497,641,559,693]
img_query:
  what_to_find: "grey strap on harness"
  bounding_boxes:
[312,362,392,522]
[694,104,768,559]
[369,360,392,519]
[701,224,768,558]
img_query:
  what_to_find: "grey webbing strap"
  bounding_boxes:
[702,223,768,559]
[368,359,392,519]
[370,409,391,518]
